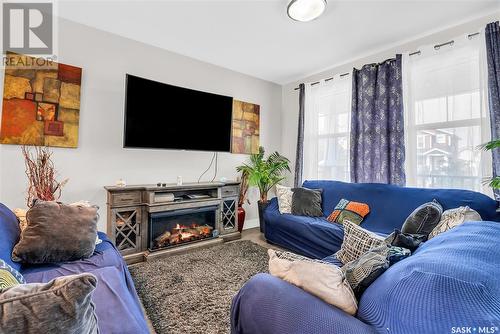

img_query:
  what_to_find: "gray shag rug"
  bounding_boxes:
[130,241,269,334]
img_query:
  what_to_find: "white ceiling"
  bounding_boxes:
[57,0,500,84]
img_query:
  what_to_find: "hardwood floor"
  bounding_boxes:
[238,227,284,250]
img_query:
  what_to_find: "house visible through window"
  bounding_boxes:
[404,36,490,193]
[303,76,352,181]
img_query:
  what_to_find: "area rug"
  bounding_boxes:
[129,240,269,334]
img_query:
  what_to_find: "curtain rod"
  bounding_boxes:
[409,32,480,57]
[293,31,480,91]
[293,72,350,91]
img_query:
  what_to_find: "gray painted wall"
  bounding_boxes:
[0,18,283,231]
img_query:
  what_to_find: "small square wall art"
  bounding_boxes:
[231,99,260,154]
[0,52,82,148]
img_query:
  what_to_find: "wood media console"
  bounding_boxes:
[105,181,241,264]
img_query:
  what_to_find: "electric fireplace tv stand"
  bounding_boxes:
[105,181,240,264]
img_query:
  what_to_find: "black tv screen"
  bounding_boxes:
[124,74,233,152]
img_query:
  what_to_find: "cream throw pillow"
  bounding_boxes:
[428,206,481,239]
[268,249,358,315]
[275,184,293,214]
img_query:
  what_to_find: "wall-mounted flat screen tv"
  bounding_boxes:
[124,74,233,152]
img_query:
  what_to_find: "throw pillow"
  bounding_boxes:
[327,199,370,225]
[428,206,482,239]
[268,249,357,315]
[0,259,25,289]
[401,199,443,236]
[386,246,411,265]
[12,200,98,264]
[0,273,98,334]
[342,245,390,297]
[335,220,386,265]
[275,184,293,214]
[13,208,28,232]
[385,229,427,252]
[291,188,323,217]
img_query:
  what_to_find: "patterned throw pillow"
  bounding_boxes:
[428,206,482,239]
[268,249,358,315]
[275,184,293,214]
[0,259,25,289]
[342,245,390,297]
[327,199,370,225]
[335,220,385,265]
[342,244,411,297]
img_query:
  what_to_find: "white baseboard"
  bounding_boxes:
[242,218,259,230]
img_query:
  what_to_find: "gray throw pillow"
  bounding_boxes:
[401,200,443,236]
[0,273,98,334]
[342,245,390,297]
[12,200,98,264]
[291,188,323,217]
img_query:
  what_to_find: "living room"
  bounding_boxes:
[0,1,499,333]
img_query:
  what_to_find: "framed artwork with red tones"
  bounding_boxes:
[0,52,82,148]
[231,100,260,154]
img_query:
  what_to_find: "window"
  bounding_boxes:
[303,76,352,181]
[404,36,491,193]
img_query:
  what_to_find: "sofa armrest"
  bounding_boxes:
[231,273,375,334]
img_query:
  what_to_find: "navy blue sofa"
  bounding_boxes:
[231,181,500,334]
[0,203,150,334]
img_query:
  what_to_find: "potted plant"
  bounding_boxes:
[236,147,290,233]
[480,139,500,197]
[237,170,250,232]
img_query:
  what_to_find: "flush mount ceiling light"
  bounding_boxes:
[287,0,327,22]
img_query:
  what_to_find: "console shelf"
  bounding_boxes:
[105,181,241,264]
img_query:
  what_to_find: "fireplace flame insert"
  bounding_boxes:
[149,206,218,251]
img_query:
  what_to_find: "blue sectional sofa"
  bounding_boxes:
[0,203,150,334]
[231,181,500,334]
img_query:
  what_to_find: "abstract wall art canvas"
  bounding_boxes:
[231,99,260,154]
[0,52,82,148]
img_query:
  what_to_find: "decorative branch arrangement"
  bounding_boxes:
[22,145,68,207]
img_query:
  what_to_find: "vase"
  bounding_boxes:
[237,206,246,232]
[257,200,269,233]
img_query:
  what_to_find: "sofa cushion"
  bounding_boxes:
[12,200,98,264]
[401,200,443,236]
[0,273,98,334]
[336,221,386,265]
[264,198,346,259]
[0,204,21,272]
[268,249,358,315]
[21,233,150,334]
[428,206,481,239]
[291,188,323,217]
[0,259,25,289]
[327,198,370,225]
[357,221,500,333]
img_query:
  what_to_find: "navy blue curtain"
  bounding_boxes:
[294,83,305,187]
[350,55,405,185]
[486,22,500,200]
